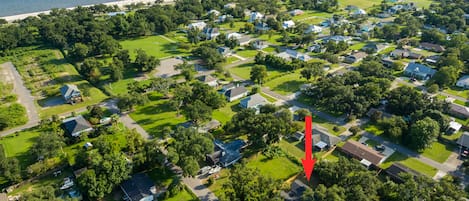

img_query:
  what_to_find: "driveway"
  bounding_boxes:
[0,62,40,136]
[154,58,183,78]
[183,177,219,201]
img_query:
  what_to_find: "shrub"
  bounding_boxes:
[427,84,439,93]
[333,126,340,132]
[263,146,284,159]
[349,126,361,135]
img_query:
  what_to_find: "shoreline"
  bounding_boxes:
[0,0,163,22]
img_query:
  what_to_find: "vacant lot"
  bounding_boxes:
[380,152,438,177]
[0,128,40,168]
[120,35,190,59]
[129,93,187,137]
[5,48,107,118]
[264,70,306,95]
[421,141,454,163]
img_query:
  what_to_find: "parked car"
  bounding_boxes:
[375,145,385,152]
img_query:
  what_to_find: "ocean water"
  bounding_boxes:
[0,0,117,17]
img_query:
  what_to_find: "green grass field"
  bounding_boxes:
[339,0,434,9]
[246,154,301,180]
[120,35,189,59]
[264,71,306,95]
[228,63,288,81]
[235,49,260,58]
[212,100,241,124]
[444,87,469,99]
[129,93,187,137]
[420,141,454,163]
[380,152,438,177]
[0,128,40,168]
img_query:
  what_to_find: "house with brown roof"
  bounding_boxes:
[340,140,385,168]
[419,42,445,52]
[344,51,367,63]
[448,103,469,119]
[385,163,419,183]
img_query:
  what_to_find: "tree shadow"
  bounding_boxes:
[52,74,83,83]
[272,80,305,93]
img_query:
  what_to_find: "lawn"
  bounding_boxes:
[279,139,305,159]
[264,70,306,95]
[292,11,333,21]
[129,92,187,137]
[0,128,40,167]
[420,141,454,163]
[164,189,197,201]
[338,0,383,9]
[441,131,463,141]
[454,99,469,106]
[120,35,189,59]
[228,63,253,80]
[257,34,284,45]
[444,87,469,99]
[313,116,346,136]
[380,152,438,177]
[212,100,241,124]
[363,123,385,136]
[235,49,260,58]
[223,56,240,64]
[219,21,246,31]
[349,42,367,51]
[260,93,277,103]
[246,154,301,180]
[148,167,198,201]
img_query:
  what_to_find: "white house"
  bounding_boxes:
[351,8,367,17]
[456,75,469,89]
[198,75,218,87]
[276,49,312,62]
[282,20,296,29]
[224,3,236,9]
[252,40,268,49]
[202,27,220,40]
[224,86,248,102]
[305,25,323,34]
[248,11,264,23]
[188,21,207,30]
[240,93,267,111]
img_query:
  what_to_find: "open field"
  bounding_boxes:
[228,62,288,81]
[5,48,107,118]
[380,152,438,177]
[264,70,306,95]
[120,35,190,59]
[246,154,301,180]
[129,93,187,137]
[0,128,40,167]
[420,141,454,163]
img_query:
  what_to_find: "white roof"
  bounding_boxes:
[188,21,207,30]
[450,121,462,131]
[283,20,295,28]
[227,32,242,39]
[360,159,372,167]
[305,25,322,34]
[353,9,367,15]
[315,141,328,149]
[457,75,469,86]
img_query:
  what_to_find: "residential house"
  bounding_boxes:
[248,11,264,23]
[425,55,440,65]
[220,83,237,93]
[457,132,469,149]
[307,44,325,53]
[289,9,304,16]
[207,9,221,16]
[255,22,270,31]
[218,14,233,23]
[62,115,93,137]
[351,8,367,17]
[218,46,231,57]
[322,35,352,44]
[456,75,469,89]
[377,12,391,18]
[305,25,323,34]
[359,24,375,33]
[60,84,83,104]
[381,57,395,68]
[447,121,462,134]
[282,20,296,29]
[120,173,157,201]
[276,49,312,62]
[199,120,221,133]
[361,43,387,53]
[281,180,310,201]
[202,27,220,40]
[340,140,386,168]
[240,93,267,110]
[449,103,469,119]
[312,126,342,150]
[403,62,436,80]
[224,86,248,102]
[252,40,268,49]
[197,75,218,87]
[292,131,305,141]
[408,52,424,60]
[224,3,236,9]
[227,32,242,40]
[227,33,252,46]
[344,51,368,63]
[390,49,409,58]
[385,163,419,183]
[206,139,246,167]
[107,11,126,16]
[188,21,207,30]
[388,3,416,14]
[419,42,445,53]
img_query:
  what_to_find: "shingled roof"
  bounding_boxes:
[341,140,385,166]
[62,115,93,137]
[120,173,156,201]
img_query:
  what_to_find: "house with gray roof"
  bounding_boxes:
[206,139,246,167]
[224,86,248,102]
[202,27,220,40]
[197,75,218,87]
[240,93,267,110]
[457,132,469,149]
[456,75,469,89]
[60,84,82,104]
[312,126,342,150]
[62,115,93,137]
[120,173,157,201]
[403,63,436,80]
[344,51,367,63]
[276,49,312,62]
[449,103,469,119]
[361,43,387,53]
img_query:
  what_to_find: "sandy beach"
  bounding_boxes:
[0,0,168,22]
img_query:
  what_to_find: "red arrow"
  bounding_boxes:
[302,116,317,181]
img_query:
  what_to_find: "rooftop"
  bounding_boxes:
[120,173,156,201]
[341,140,385,166]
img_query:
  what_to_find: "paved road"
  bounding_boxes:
[362,132,456,173]
[394,77,467,102]
[0,62,40,135]
[183,177,219,201]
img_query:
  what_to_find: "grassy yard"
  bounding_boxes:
[349,42,367,51]
[228,62,253,80]
[257,34,284,46]
[338,0,383,9]
[420,141,454,163]
[441,131,463,142]
[246,154,301,180]
[129,93,187,137]
[454,99,469,106]
[164,189,197,201]
[120,35,189,59]
[264,70,307,95]
[380,152,438,177]
[148,167,198,201]
[444,87,469,99]
[212,100,241,124]
[363,123,385,136]
[235,49,260,58]
[314,116,346,136]
[260,93,277,103]
[0,128,40,168]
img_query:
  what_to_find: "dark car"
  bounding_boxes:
[375,145,385,152]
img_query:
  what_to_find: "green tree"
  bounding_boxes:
[183,100,213,126]
[109,57,124,81]
[250,65,268,85]
[69,43,89,61]
[31,133,65,159]
[135,49,160,72]
[20,185,61,201]
[407,117,440,150]
[175,61,196,81]
[149,77,173,98]
[430,66,459,88]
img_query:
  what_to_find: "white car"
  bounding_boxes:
[208,166,221,175]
